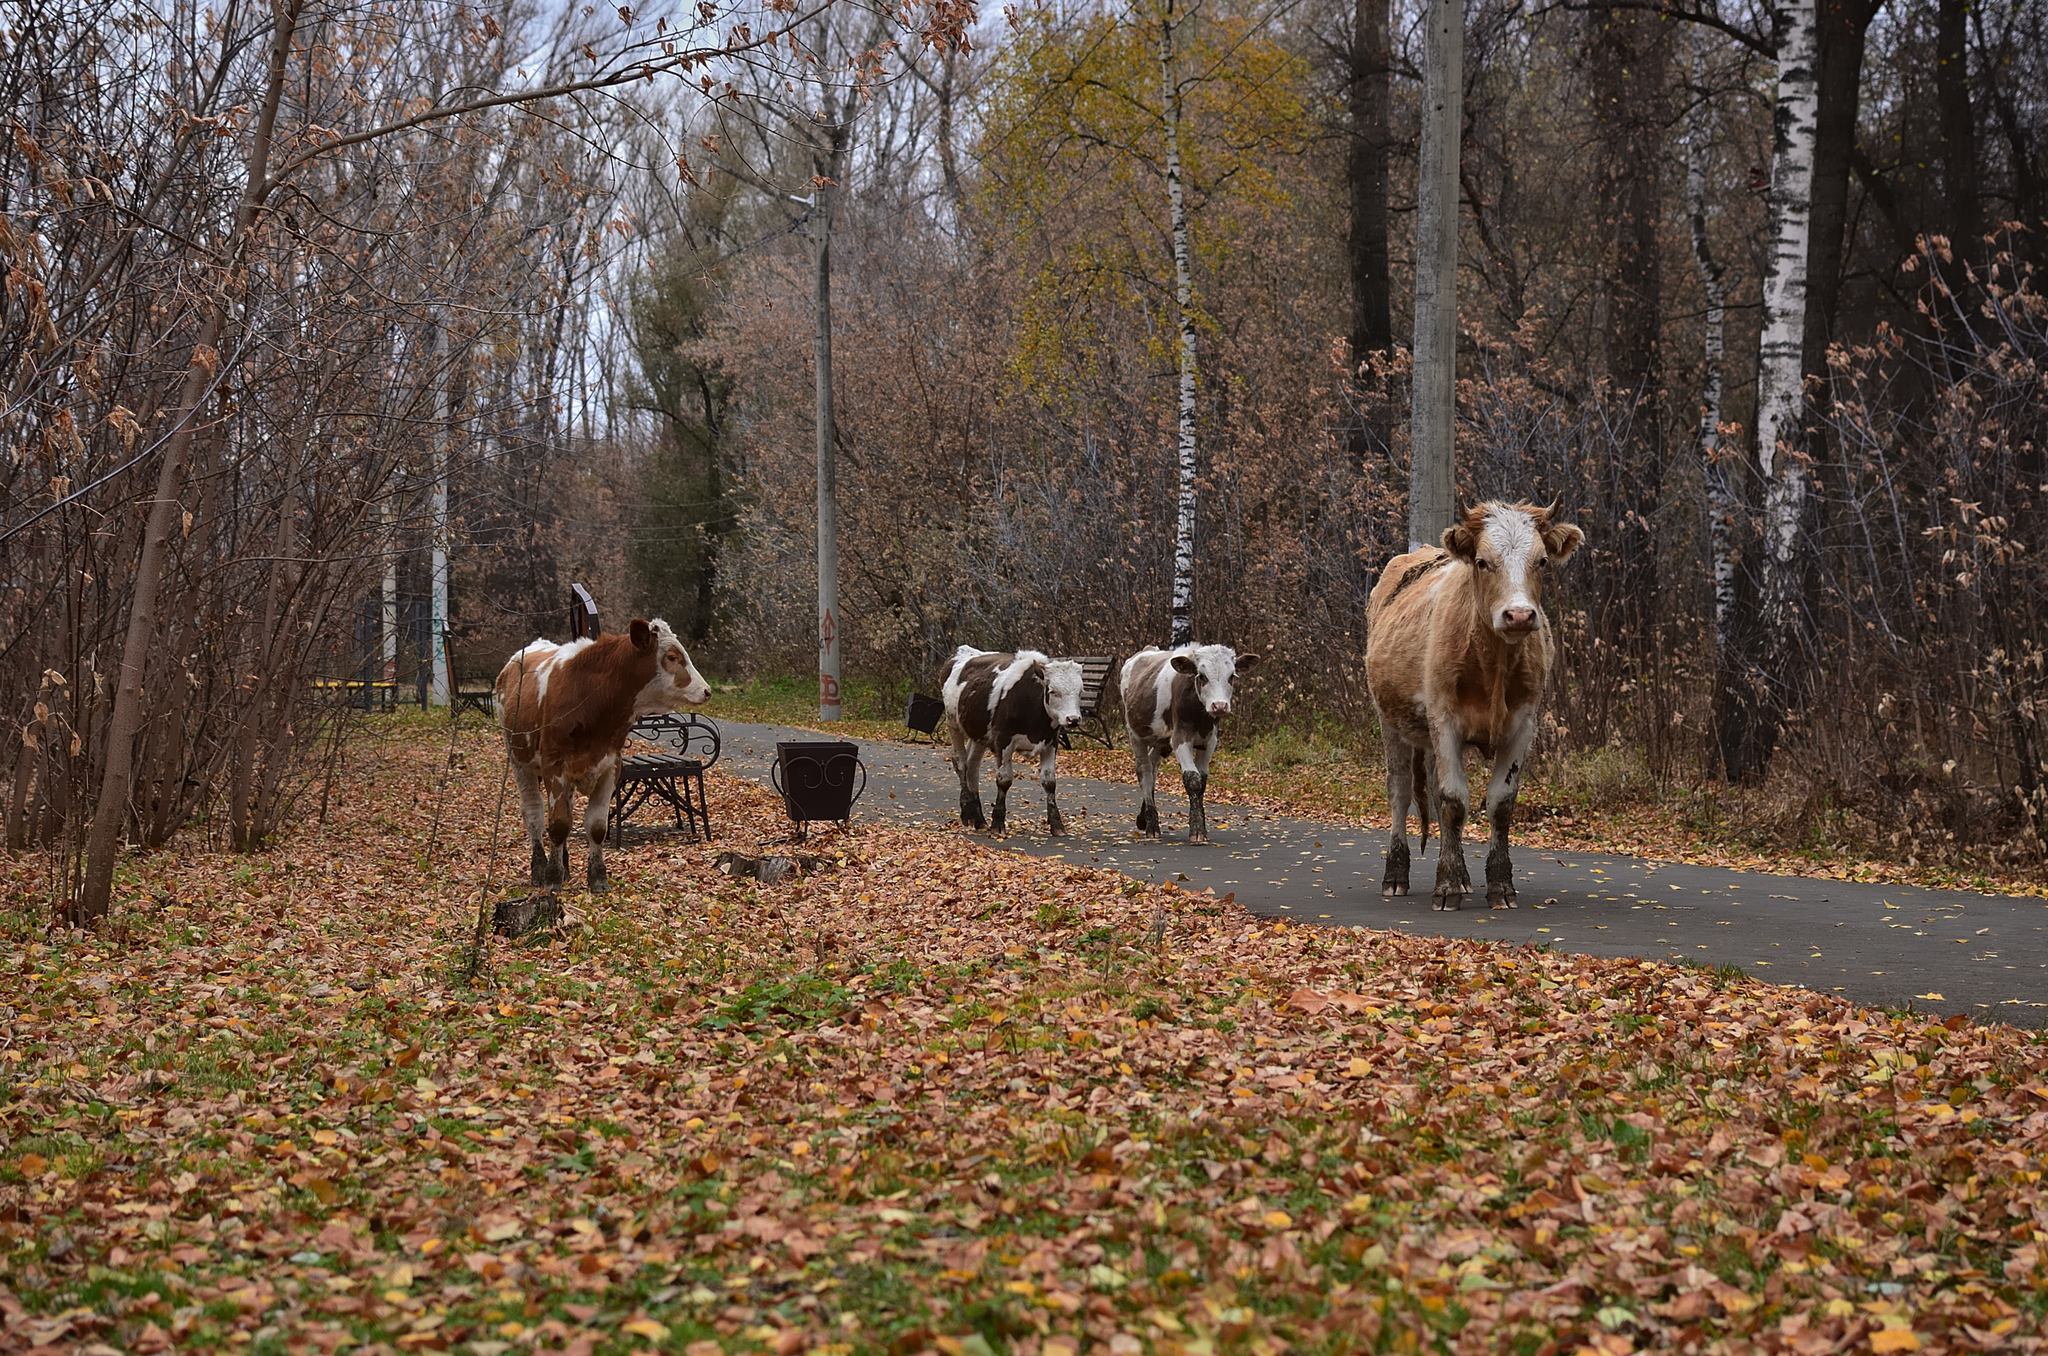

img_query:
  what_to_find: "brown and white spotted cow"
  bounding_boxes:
[495,618,710,892]
[941,646,1086,835]
[1365,500,1584,910]
[1122,644,1260,843]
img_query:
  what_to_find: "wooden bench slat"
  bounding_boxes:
[610,713,721,842]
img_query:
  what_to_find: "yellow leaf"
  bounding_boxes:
[1347,1058,1371,1077]
[622,1319,670,1342]
[1914,993,1943,1002]
[18,1154,47,1177]
[1261,1211,1293,1229]
[1870,1330,1922,1353]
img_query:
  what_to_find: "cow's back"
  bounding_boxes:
[943,648,1011,745]
[1365,550,1461,736]
[497,639,575,768]
[1120,648,1197,746]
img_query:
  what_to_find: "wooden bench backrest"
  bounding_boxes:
[1059,655,1116,718]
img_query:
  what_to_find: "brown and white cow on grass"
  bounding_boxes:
[941,646,1086,835]
[1366,500,1583,909]
[1122,644,1260,843]
[496,618,710,892]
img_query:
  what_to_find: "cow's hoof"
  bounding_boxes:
[1188,832,1208,845]
[990,812,1008,835]
[1432,892,1464,912]
[1046,808,1065,836]
[1488,889,1517,909]
[589,878,610,896]
[959,797,986,831]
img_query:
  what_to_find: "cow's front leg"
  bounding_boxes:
[543,773,573,889]
[1176,737,1210,843]
[1429,728,1472,910]
[1039,743,1065,835]
[990,742,1016,835]
[950,722,986,830]
[1133,742,1160,837]
[1381,736,1413,897]
[1482,713,1538,908]
[512,759,549,887]
[584,760,620,894]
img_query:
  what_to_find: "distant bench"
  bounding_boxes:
[610,712,721,843]
[1061,654,1118,748]
[311,678,397,711]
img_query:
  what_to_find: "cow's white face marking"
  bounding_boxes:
[1459,507,1547,641]
[639,618,710,710]
[1041,658,1085,728]
[1171,644,1251,716]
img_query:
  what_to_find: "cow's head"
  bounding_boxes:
[634,618,712,707]
[1169,645,1260,716]
[1042,658,1086,729]
[1442,500,1585,642]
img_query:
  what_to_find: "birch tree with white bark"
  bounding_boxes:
[1160,0,1201,647]
[1748,0,1820,747]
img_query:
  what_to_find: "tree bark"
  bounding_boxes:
[1802,0,1876,376]
[1408,0,1462,551]
[814,112,852,719]
[230,485,297,851]
[1591,0,1671,643]
[76,0,301,925]
[1346,0,1393,470]
[1935,0,1977,271]
[1725,0,1819,784]
[1162,0,1201,648]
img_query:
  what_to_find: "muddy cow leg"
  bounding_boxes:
[512,759,549,886]
[543,772,573,889]
[1482,711,1538,908]
[1040,742,1065,835]
[584,760,619,894]
[1176,735,1210,844]
[1133,740,1161,836]
[950,720,987,830]
[991,741,1016,835]
[1429,726,1472,910]
[1382,735,1415,896]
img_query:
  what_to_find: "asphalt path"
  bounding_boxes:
[708,720,2048,1027]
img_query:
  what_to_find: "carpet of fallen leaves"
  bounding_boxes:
[5,717,2048,1356]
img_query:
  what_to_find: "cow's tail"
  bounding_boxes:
[1411,746,1431,850]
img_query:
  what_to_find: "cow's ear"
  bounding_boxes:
[1541,522,1585,562]
[1234,653,1261,671]
[629,618,654,651]
[1171,655,1198,675]
[1442,520,1479,561]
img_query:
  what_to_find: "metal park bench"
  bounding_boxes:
[610,712,721,843]
[1057,654,1118,748]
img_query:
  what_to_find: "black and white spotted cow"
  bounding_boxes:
[941,646,1086,835]
[1121,644,1260,843]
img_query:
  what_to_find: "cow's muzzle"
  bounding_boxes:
[1208,701,1231,715]
[1062,715,1082,727]
[1499,607,1537,634]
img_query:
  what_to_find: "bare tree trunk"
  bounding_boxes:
[230,484,297,850]
[1686,62,1735,662]
[1162,0,1200,648]
[1346,0,1393,470]
[1408,0,1462,551]
[76,0,301,924]
[1935,0,1978,268]
[1727,0,1819,783]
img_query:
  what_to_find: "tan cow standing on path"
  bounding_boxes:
[496,618,710,893]
[1366,501,1583,909]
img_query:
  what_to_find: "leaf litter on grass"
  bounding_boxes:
[3,718,2048,1356]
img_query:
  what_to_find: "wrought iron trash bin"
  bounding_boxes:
[771,740,866,833]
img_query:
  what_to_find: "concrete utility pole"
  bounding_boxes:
[813,183,841,721]
[1408,0,1462,550]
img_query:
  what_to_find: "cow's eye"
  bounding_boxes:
[1473,558,1492,572]
[1534,557,1548,570]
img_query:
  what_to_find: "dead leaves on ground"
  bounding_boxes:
[2,716,2047,1356]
